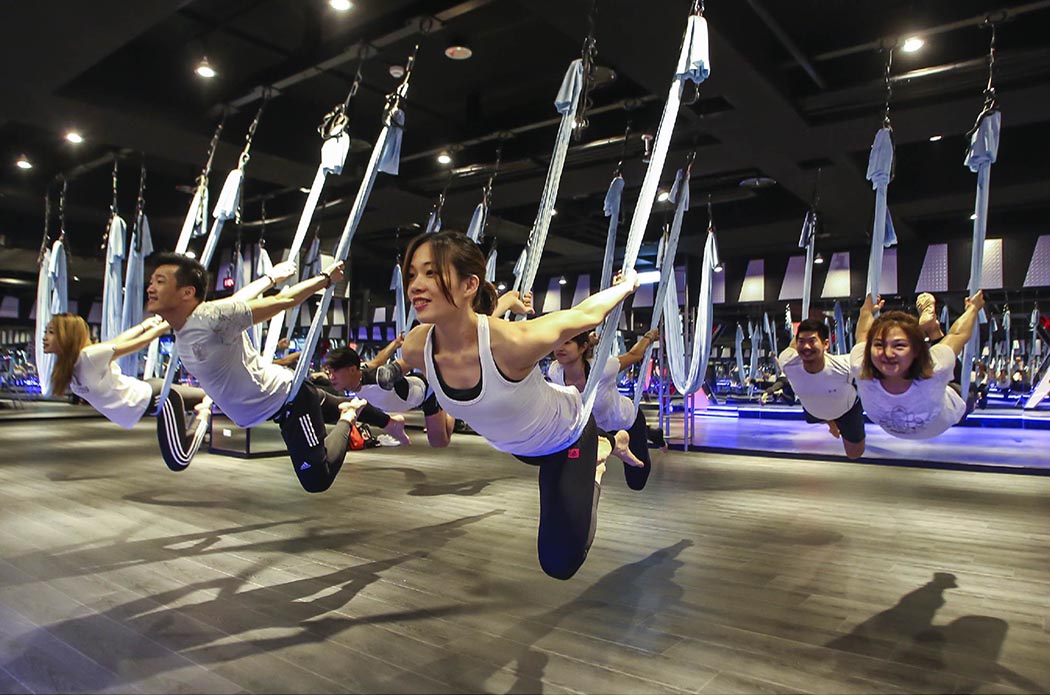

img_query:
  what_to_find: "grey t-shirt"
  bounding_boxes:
[176,301,291,428]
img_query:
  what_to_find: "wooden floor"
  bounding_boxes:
[1,419,1049,694]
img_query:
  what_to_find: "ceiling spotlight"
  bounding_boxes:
[436,150,452,165]
[970,213,978,220]
[901,36,925,53]
[497,282,507,291]
[657,190,670,203]
[713,262,724,273]
[389,64,405,79]
[195,56,217,78]
[814,252,825,265]
[65,131,84,144]
[551,208,558,216]
[444,44,473,61]
[928,134,942,142]
[558,276,567,286]
[15,155,32,170]
[185,250,197,259]
[329,0,352,10]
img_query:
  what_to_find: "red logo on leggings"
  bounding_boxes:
[567,448,580,459]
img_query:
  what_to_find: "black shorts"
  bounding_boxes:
[803,398,865,444]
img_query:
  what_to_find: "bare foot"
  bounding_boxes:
[194,397,213,420]
[339,398,366,424]
[826,420,841,439]
[383,413,412,446]
[916,293,944,340]
[595,437,610,485]
[612,430,645,469]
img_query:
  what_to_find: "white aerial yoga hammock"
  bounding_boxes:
[864,127,899,305]
[101,160,127,343]
[286,42,419,404]
[260,88,356,360]
[798,208,817,320]
[34,191,56,396]
[153,105,267,414]
[734,323,745,387]
[959,109,1000,398]
[579,6,711,427]
[118,163,154,377]
[833,301,846,355]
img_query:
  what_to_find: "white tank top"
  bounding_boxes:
[425,314,587,457]
[547,356,637,432]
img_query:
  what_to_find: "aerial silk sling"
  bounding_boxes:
[763,312,779,370]
[734,323,745,387]
[833,301,846,355]
[118,163,154,376]
[798,209,817,320]
[466,148,502,243]
[959,108,1001,398]
[260,68,359,361]
[747,320,761,395]
[864,128,898,305]
[101,160,127,343]
[286,43,419,403]
[34,191,56,396]
[153,105,267,414]
[577,5,710,429]
[37,182,71,396]
[144,120,225,379]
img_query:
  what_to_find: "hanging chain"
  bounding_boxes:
[881,45,894,129]
[575,0,600,139]
[38,187,52,264]
[482,141,504,210]
[965,20,1001,147]
[110,157,120,216]
[58,179,68,242]
[707,195,715,234]
[259,199,267,247]
[613,118,633,177]
[239,93,269,169]
[692,0,705,16]
[133,158,147,252]
[387,16,434,115]
[320,43,374,140]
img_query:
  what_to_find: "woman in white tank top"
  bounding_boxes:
[389,231,645,580]
[43,312,212,472]
[547,328,663,490]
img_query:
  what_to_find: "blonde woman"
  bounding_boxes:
[44,312,211,471]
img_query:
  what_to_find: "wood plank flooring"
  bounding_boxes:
[0,418,1048,694]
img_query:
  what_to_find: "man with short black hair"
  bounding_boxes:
[147,254,366,492]
[777,318,866,459]
[325,344,454,447]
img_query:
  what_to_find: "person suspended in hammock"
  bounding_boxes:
[776,318,865,459]
[547,327,665,476]
[852,292,983,440]
[145,253,366,493]
[377,231,644,580]
[44,312,212,473]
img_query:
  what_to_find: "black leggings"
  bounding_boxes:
[145,379,209,473]
[273,382,358,494]
[309,377,391,429]
[514,416,614,580]
[623,409,652,491]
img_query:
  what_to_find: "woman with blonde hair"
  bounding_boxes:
[851,291,983,440]
[44,312,211,471]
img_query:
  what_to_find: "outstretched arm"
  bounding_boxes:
[940,291,985,356]
[248,261,344,325]
[226,260,297,303]
[617,328,659,371]
[493,290,534,318]
[855,294,884,344]
[499,270,638,372]
[364,334,405,370]
[108,317,171,360]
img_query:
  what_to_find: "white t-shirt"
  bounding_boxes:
[547,356,636,431]
[70,344,152,429]
[777,347,857,421]
[175,301,291,428]
[850,342,966,440]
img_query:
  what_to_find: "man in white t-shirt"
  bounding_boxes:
[777,318,866,459]
[146,252,364,493]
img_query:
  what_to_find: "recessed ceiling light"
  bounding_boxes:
[970,213,978,220]
[657,191,670,203]
[901,36,924,53]
[195,56,216,79]
[436,150,452,165]
[15,155,32,170]
[65,131,84,144]
[814,253,825,265]
[558,276,567,286]
[329,0,352,10]
[185,250,197,259]
[444,45,473,61]
[497,282,506,291]
[389,65,405,79]
[928,135,942,142]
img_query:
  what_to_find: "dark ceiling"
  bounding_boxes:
[1,0,1049,312]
